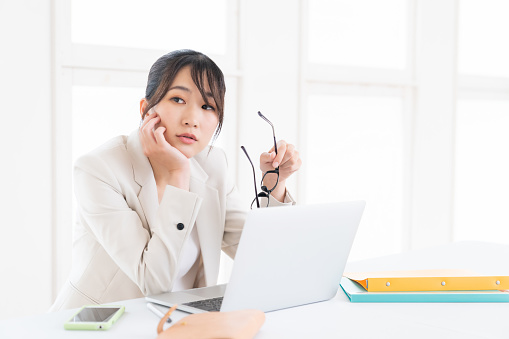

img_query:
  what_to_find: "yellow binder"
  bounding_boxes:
[343,269,509,292]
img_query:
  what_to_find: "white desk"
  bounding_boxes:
[1,241,508,338]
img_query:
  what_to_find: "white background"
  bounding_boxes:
[1,0,508,319]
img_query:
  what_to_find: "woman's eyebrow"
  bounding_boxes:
[168,85,190,92]
[168,86,213,98]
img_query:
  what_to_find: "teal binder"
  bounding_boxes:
[340,277,509,303]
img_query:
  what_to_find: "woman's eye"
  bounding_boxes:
[202,104,215,111]
[171,97,184,104]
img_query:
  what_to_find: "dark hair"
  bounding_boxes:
[143,49,226,138]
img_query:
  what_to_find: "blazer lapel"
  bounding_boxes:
[189,158,223,286]
[126,130,159,232]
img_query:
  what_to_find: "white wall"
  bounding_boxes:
[0,0,53,318]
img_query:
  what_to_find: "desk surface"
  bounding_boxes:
[2,241,508,339]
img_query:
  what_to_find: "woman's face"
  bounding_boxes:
[147,66,219,158]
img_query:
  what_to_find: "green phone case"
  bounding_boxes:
[64,305,125,330]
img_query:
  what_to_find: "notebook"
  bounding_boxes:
[343,269,509,292]
[146,201,366,313]
[340,277,509,302]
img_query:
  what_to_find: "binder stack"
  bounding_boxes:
[340,269,509,302]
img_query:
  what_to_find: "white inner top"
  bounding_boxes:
[172,224,201,292]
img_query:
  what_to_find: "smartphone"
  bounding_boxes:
[64,305,125,330]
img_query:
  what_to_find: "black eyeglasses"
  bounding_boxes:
[241,111,279,208]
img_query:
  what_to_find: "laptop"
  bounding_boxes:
[146,201,365,313]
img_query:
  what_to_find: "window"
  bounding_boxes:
[458,0,509,77]
[455,0,509,243]
[308,0,408,69]
[72,0,227,55]
[72,86,144,163]
[303,0,411,260]
[454,99,509,243]
[305,94,404,259]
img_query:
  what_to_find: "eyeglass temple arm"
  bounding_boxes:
[241,146,260,208]
[258,111,277,155]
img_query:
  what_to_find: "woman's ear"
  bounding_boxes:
[140,98,148,119]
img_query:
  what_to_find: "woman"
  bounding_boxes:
[50,49,302,311]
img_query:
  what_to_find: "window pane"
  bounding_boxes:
[306,95,404,260]
[72,0,227,55]
[458,0,509,77]
[454,100,509,243]
[308,0,407,69]
[72,86,143,163]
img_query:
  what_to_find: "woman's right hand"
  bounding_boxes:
[139,112,191,196]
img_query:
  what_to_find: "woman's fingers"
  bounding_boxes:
[142,115,160,142]
[260,151,276,166]
[278,143,296,167]
[280,154,302,176]
[267,140,296,169]
[138,113,190,182]
[153,126,167,146]
[140,113,162,156]
[271,141,287,168]
[140,111,157,130]
[260,140,301,180]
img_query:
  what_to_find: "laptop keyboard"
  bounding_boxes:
[182,296,224,312]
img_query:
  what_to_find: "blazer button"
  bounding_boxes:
[176,223,185,230]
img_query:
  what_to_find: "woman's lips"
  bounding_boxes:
[177,134,197,144]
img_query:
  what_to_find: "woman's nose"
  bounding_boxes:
[182,107,199,127]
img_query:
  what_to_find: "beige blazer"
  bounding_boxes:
[50,130,294,311]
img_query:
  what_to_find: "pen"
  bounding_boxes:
[147,302,172,323]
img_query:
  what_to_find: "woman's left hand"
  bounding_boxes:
[260,140,302,202]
